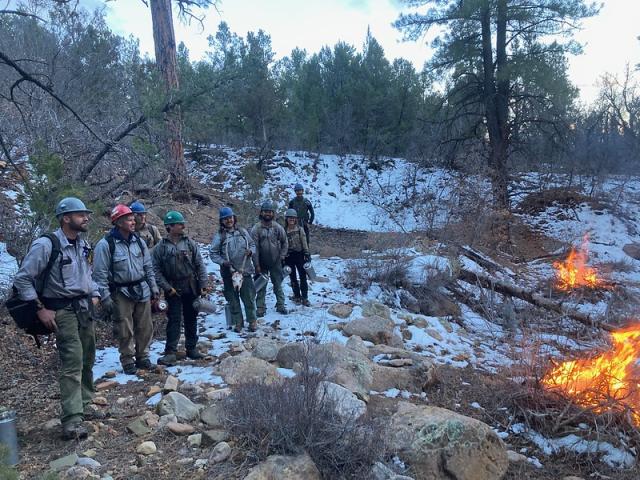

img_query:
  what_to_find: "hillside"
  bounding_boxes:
[1,147,640,479]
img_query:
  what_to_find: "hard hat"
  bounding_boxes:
[110,204,133,224]
[294,183,304,191]
[260,200,275,211]
[129,201,146,213]
[219,207,234,220]
[55,197,93,218]
[285,208,298,218]
[163,210,186,225]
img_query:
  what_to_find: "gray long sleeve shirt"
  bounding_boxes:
[152,236,208,292]
[251,221,288,268]
[210,227,256,275]
[13,228,99,308]
[92,231,158,302]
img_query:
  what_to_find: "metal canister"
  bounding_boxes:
[0,409,18,465]
[303,262,318,281]
[192,298,218,314]
[224,304,233,328]
[254,273,269,293]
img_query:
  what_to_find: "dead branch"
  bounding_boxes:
[456,268,616,332]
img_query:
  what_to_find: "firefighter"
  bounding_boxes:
[129,201,162,249]
[288,183,315,245]
[284,208,311,306]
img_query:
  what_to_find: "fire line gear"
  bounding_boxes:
[55,197,93,218]
[129,201,147,213]
[219,207,234,220]
[110,204,133,224]
[284,220,311,304]
[163,210,186,225]
[251,218,288,315]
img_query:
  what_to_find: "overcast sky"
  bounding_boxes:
[24,1,640,104]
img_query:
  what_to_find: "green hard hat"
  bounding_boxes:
[55,197,93,218]
[164,210,186,225]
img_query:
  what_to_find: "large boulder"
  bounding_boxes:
[388,403,508,480]
[623,243,640,260]
[318,381,366,420]
[276,342,308,369]
[156,392,202,422]
[342,316,403,347]
[368,346,438,393]
[215,354,282,386]
[345,335,369,355]
[311,343,374,400]
[362,300,391,320]
[328,303,354,319]
[248,338,282,362]
[200,403,225,428]
[244,453,321,480]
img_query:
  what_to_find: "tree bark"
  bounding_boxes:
[149,0,190,195]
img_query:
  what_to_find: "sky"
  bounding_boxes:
[34,1,640,104]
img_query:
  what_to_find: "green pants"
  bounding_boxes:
[256,263,285,311]
[113,292,153,367]
[222,272,256,328]
[55,306,95,426]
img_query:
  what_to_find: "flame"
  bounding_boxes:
[553,236,602,291]
[541,325,640,425]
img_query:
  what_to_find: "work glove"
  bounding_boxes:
[200,287,209,297]
[166,287,178,297]
[101,297,115,315]
[152,289,160,301]
[245,249,252,257]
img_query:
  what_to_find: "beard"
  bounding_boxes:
[69,218,89,232]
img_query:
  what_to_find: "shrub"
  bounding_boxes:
[221,359,385,478]
[342,249,411,293]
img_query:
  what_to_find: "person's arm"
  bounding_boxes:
[278,225,288,261]
[193,241,208,288]
[307,199,315,224]
[92,240,112,301]
[301,228,310,257]
[209,233,225,265]
[13,238,50,301]
[142,241,159,296]
[151,244,172,292]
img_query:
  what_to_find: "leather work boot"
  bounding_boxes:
[301,298,311,307]
[186,350,205,360]
[248,322,258,332]
[136,358,153,370]
[276,306,288,315]
[62,422,88,441]
[122,363,137,375]
[256,308,266,318]
[157,353,177,366]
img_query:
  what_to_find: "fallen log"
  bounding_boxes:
[457,268,616,332]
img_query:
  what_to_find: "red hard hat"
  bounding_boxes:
[110,204,133,224]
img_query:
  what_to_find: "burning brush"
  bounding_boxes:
[553,235,609,292]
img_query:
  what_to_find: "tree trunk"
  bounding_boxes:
[149,0,190,195]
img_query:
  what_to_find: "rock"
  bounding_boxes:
[215,355,282,386]
[361,300,391,320]
[327,322,345,331]
[127,417,151,437]
[202,429,230,446]
[164,375,179,392]
[44,418,62,430]
[398,290,421,314]
[386,358,414,367]
[371,362,436,393]
[82,449,96,458]
[507,450,528,463]
[244,453,321,480]
[418,290,461,317]
[387,403,508,480]
[103,370,117,378]
[142,411,160,428]
[206,387,231,401]
[76,457,101,470]
[328,303,354,319]
[157,391,202,422]
[212,441,231,463]
[177,457,194,465]
[92,396,108,406]
[342,316,403,347]
[64,466,92,479]
[370,461,415,480]
[250,338,281,362]
[147,385,162,397]
[194,458,209,469]
[95,381,117,391]
[426,328,443,342]
[136,441,157,455]
[200,403,225,428]
[188,433,202,448]
[562,477,585,480]
[158,414,177,429]
[167,422,195,435]
[345,335,368,355]
[623,243,640,260]
[50,453,79,471]
[312,342,374,400]
[276,342,307,368]
[318,381,366,420]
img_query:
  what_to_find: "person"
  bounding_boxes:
[13,197,100,440]
[129,201,162,249]
[210,207,258,332]
[251,200,288,317]
[93,204,159,375]
[288,183,315,245]
[153,211,208,366]
[283,208,311,306]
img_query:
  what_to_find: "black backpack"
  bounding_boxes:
[5,233,62,346]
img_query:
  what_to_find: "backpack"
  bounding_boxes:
[5,233,62,346]
[104,233,148,293]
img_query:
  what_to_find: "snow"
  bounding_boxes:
[0,241,17,294]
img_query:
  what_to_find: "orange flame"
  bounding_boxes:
[541,325,640,425]
[553,236,602,291]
